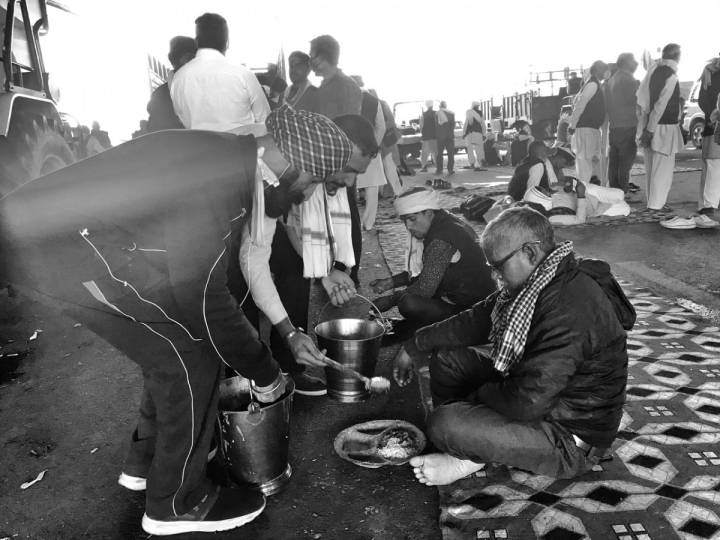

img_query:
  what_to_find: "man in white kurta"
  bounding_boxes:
[637,45,683,211]
[569,61,609,184]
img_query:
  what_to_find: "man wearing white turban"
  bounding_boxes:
[370,188,495,335]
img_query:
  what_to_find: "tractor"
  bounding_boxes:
[0,0,74,196]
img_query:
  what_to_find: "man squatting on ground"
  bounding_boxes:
[237,106,378,395]
[392,207,635,485]
[370,188,495,329]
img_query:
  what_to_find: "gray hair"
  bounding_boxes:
[480,206,555,254]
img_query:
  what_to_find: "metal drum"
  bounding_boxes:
[315,317,385,402]
[218,376,294,496]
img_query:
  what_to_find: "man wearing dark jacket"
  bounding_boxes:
[0,131,289,535]
[147,36,197,133]
[398,207,634,484]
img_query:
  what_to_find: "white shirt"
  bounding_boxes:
[239,216,289,325]
[170,48,271,132]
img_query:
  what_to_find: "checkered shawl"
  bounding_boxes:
[266,105,353,179]
[489,241,574,374]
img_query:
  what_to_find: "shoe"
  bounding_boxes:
[628,182,640,193]
[589,176,601,185]
[420,167,428,172]
[461,165,474,169]
[118,439,218,491]
[291,372,327,396]
[118,472,146,491]
[425,179,433,186]
[447,170,455,176]
[660,216,696,229]
[474,167,487,172]
[142,486,265,536]
[694,214,720,228]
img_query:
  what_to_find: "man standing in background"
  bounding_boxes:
[171,13,270,133]
[637,43,683,212]
[419,100,437,172]
[146,36,197,132]
[568,61,609,184]
[435,101,455,176]
[694,55,720,227]
[308,34,364,285]
[463,101,487,171]
[284,51,317,110]
[604,53,640,194]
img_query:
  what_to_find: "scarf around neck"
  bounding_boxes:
[489,240,573,374]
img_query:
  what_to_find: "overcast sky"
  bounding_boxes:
[43,0,718,141]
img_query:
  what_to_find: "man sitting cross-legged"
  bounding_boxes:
[370,188,496,338]
[395,207,635,485]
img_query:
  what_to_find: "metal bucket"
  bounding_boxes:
[315,313,385,402]
[218,376,294,496]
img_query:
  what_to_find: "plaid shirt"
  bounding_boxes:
[266,105,353,179]
[489,241,574,374]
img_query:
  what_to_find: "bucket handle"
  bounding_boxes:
[317,293,390,332]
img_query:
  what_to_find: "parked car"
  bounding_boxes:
[682,79,705,149]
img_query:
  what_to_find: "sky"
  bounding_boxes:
[40,0,718,142]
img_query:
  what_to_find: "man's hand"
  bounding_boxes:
[321,269,356,306]
[393,348,415,387]
[639,129,653,148]
[287,331,327,368]
[369,277,393,295]
[253,372,288,404]
[372,295,395,313]
[567,127,576,136]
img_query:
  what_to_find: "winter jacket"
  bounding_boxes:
[408,253,635,447]
[0,130,280,386]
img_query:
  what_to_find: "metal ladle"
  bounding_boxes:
[321,355,391,394]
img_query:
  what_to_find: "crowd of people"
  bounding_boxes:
[6,10,718,536]
[501,45,720,229]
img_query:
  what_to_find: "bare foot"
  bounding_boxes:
[409,453,484,486]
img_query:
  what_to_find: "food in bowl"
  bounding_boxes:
[377,428,419,460]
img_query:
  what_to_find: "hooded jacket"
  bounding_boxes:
[409,253,635,447]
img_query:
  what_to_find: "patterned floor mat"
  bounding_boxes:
[374,210,720,540]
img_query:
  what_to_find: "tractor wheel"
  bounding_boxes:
[0,115,75,197]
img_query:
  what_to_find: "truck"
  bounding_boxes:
[0,0,75,196]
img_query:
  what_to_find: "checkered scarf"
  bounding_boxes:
[489,241,574,374]
[266,104,353,179]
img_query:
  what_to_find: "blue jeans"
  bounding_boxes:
[427,347,594,478]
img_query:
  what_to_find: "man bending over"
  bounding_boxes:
[398,207,634,484]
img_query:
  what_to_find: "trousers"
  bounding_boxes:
[397,293,463,325]
[436,137,455,174]
[643,147,676,210]
[426,347,593,478]
[608,127,637,192]
[465,132,485,167]
[421,139,437,167]
[700,136,720,211]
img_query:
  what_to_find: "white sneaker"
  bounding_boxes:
[694,214,720,228]
[118,472,147,491]
[660,216,696,230]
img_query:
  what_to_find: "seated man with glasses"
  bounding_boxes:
[369,187,496,339]
[395,206,635,484]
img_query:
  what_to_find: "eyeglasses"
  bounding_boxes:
[485,240,541,273]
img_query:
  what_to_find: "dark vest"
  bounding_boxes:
[424,210,495,307]
[577,78,606,129]
[466,110,485,134]
[649,65,680,125]
[421,109,437,139]
[508,157,549,201]
[147,83,184,132]
[510,138,530,166]
[360,91,380,125]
